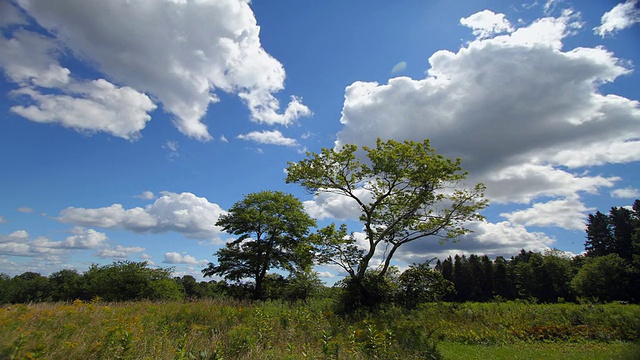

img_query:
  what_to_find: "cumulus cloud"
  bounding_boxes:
[396,220,556,263]
[0,29,156,140]
[163,252,208,266]
[500,199,594,231]
[237,130,298,146]
[594,0,640,37]
[302,188,373,220]
[1,0,310,140]
[134,191,156,200]
[58,191,227,240]
[330,9,638,229]
[97,245,145,259]
[460,10,514,39]
[611,186,640,199]
[0,227,108,257]
[17,207,34,213]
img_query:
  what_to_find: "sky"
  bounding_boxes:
[1,0,639,284]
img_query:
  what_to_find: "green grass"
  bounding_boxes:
[0,299,638,359]
[438,341,640,360]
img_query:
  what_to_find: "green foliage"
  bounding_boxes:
[202,190,316,299]
[336,272,400,313]
[398,262,455,308]
[571,253,632,302]
[1,299,637,359]
[49,269,83,302]
[82,261,183,302]
[3,272,52,303]
[287,138,487,311]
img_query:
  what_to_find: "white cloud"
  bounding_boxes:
[17,207,34,213]
[460,10,514,39]
[9,82,156,140]
[0,227,108,257]
[501,199,594,231]
[334,9,638,209]
[594,0,640,37]
[60,227,109,249]
[3,0,310,140]
[0,215,7,224]
[237,130,298,147]
[134,191,156,200]
[163,252,208,266]
[611,186,640,199]
[0,29,157,140]
[396,220,556,263]
[97,245,145,259]
[58,191,227,240]
[317,271,335,279]
[391,61,407,74]
[302,188,373,220]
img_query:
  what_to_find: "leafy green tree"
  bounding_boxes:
[49,269,83,301]
[398,261,454,308]
[0,273,9,303]
[82,261,182,301]
[539,249,575,302]
[286,139,486,308]
[202,191,316,299]
[571,253,631,302]
[283,270,325,301]
[512,250,544,302]
[5,272,51,303]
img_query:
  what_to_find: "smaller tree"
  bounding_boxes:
[398,261,454,308]
[571,253,631,302]
[202,191,316,299]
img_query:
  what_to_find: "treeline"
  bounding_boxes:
[1,200,638,305]
[437,200,639,303]
[0,261,330,304]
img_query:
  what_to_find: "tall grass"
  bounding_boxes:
[1,299,638,359]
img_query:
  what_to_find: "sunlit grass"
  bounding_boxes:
[438,341,640,360]
[1,299,638,359]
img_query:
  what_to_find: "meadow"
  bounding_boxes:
[1,299,639,359]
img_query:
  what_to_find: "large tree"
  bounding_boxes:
[286,139,486,303]
[202,191,316,299]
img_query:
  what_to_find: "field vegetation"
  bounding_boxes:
[1,298,639,359]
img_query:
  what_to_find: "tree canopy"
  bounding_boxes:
[287,139,487,282]
[202,190,316,299]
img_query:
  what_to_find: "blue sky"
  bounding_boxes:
[1,0,639,283]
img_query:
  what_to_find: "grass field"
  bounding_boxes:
[1,299,638,359]
[438,341,640,360]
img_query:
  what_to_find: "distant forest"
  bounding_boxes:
[2,200,638,305]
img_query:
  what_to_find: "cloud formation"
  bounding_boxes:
[163,252,209,266]
[1,0,310,140]
[460,10,514,39]
[594,0,640,37]
[327,9,639,235]
[237,130,298,147]
[396,221,557,263]
[97,245,145,259]
[0,227,109,257]
[58,191,227,240]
